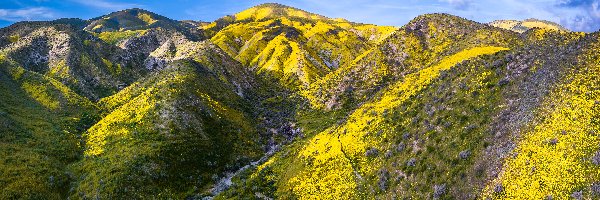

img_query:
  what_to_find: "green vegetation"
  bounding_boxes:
[218,47,509,199]
[490,19,570,33]
[137,13,158,25]
[0,56,97,199]
[96,30,147,45]
[209,4,396,90]
[72,61,263,199]
[8,35,19,43]
[1,3,599,200]
[483,33,600,199]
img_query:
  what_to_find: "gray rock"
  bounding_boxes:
[498,78,510,86]
[459,150,471,159]
[396,142,406,152]
[384,150,393,159]
[592,182,600,196]
[494,183,503,193]
[592,151,600,165]
[433,184,446,199]
[365,147,379,157]
[571,191,582,200]
[407,158,416,167]
[378,169,390,191]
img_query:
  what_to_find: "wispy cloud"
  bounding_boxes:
[440,0,472,10]
[365,4,439,10]
[0,7,57,22]
[556,0,600,31]
[68,0,142,10]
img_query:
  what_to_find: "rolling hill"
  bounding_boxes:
[489,18,569,33]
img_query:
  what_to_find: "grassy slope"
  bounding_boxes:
[219,46,510,199]
[489,19,569,33]
[209,4,396,90]
[0,23,144,100]
[71,60,262,199]
[0,56,97,199]
[302,14,521,111]
[216,16,598,200]
[483,32,600,199]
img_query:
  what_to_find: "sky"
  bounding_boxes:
[0,0,599,32]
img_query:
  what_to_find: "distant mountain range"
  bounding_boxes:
[1,3,599,199]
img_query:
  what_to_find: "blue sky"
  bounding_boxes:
[0,0,599,32]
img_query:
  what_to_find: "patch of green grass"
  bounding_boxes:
[8,35,19,43]
[0,60,98,199]
[96,30,147,45]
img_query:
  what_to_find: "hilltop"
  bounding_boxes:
[0,3,598,200]
[489,18,569,33]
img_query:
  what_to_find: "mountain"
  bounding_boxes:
[302,13,520,110]
[0,48,98,199]
[489,18,569,33]
[1,3,599,200]
[206,3,396,89]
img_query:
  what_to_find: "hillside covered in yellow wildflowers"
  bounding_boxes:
[0,2,599,199]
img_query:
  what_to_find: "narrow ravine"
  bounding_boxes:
[204,145,281,199]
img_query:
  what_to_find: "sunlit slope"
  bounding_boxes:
[209,3,396,89]
[489,19,569,33]
[85,8,170,32]
[0,22,134,100]
[218,27,592,199]
[84,8,202,40]
[72,60,262,199]
[104,40,254,111]
[302,14,521,110]
[482,33,600,199]
[218,46,509,199]
[0,10,208,100]
[0,56,97,199]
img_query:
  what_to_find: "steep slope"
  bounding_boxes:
[0,10,206,100]
[303,14,521,110]
[216,14,597,200]
[218,46,511,199]
[85,8,202,40]
[489,19,569,33]
[208,3,396,89]
[482,31,599,199]
[0,6,294,199]
[0,21,130,100]
[202,3,329,37]
[0,55,97,199]
[70,36,302,199]
[72,60,262,199]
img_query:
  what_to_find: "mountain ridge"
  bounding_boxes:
[489,18,569,33]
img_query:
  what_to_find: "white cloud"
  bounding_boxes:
[440,0,472,10]
[0,7,57,22]
[593,1,600,18]
[554,0,600,31]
